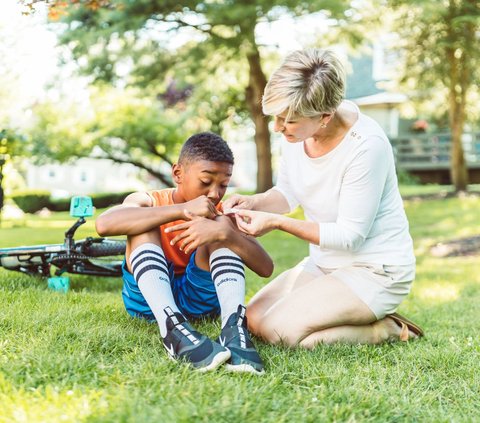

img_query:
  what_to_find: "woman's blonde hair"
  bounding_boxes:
[262,49,346,121]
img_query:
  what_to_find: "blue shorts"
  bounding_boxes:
[122,252,220,320]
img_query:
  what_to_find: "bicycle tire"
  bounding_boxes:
[80,239,126,257]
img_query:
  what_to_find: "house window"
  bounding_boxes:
[76,169,92,185]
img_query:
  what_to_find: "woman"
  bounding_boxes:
[224,49,423,348]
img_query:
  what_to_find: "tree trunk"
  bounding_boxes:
[0,170,4,221]
[245,47,272,193]
[449,112,468,192]
[447,46,469,192]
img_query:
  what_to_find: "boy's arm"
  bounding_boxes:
[95,192,219,236]
[221,223,274,278]
[165,213,274,278]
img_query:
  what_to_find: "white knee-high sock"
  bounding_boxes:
[130,243,180,337]
[209,248,245,327]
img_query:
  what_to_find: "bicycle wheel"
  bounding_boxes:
[79,239,126,257]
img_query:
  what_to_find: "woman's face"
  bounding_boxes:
[273,112,324,142]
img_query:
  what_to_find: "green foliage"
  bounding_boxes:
[0,129,26,214]
[89,191,134,209]
[9,190,134,213]
[27,101,95,164]
[389,0,480,121]
[10,190,51,213]
[49,192,134,212]
[27,88,194,186]
[48,197,71,212]
[396,169,420,186]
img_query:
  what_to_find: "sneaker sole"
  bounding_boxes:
[225,363,265,375]
[197,349,231,372]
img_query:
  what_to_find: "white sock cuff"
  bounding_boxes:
[130,243,168,282]
[209,247,241,263]
[130,243,164,262]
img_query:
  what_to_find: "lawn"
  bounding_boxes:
[1,194,479,422]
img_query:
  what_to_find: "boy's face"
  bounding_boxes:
[173,159,233,205]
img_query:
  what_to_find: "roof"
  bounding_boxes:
[345,55,383,100]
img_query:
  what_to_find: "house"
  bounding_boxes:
[345,43,406,139]
[25,158,159,198]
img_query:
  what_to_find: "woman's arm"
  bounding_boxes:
[234,209,320,244]
[223,188,290,214]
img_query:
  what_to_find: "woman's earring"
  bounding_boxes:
[320,122,327,128]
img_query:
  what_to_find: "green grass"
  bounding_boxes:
[1,199,480,422]
[398,183,480,197]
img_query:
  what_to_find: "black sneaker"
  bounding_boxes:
[163,307,231,372]
[218,305,265,375]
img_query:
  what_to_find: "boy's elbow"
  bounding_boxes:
[258,258,274,278]
[95,218,110,237]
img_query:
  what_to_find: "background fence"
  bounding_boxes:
[391,132,480,183]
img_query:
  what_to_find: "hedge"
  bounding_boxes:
[10,190,135,213]
[10,190,51,214]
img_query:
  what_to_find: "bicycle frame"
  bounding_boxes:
[0,196,125,279]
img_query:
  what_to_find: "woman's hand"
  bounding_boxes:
[222,194,255,210]
[165,210,234,254]
[234,209,281,237]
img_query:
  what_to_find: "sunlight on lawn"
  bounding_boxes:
[416,283,460,303]
[0,374,109,423]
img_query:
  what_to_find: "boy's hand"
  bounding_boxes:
[165,210,234,254]
[184,196,221,219]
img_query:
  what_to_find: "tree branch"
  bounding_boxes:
[102,154,173,187]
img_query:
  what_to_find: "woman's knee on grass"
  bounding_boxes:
[251,312,311,347]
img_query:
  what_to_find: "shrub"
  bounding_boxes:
[10,190,135,213]
[10,190,51,213]
[90,191,134,209]
[49,197,71,212]
[397,169,420,185]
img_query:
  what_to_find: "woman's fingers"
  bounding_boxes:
[222,195,240,210]
[234,214,252,234]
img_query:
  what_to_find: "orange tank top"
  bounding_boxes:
[147,189,222,275]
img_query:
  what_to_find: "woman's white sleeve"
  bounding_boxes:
[319,137,391,251]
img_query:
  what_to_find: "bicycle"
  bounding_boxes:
[0,196,126,290]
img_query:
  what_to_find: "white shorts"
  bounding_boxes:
[298,257,415,319]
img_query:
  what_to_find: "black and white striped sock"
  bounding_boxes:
[209,248,245,327]
[130,243,179,337]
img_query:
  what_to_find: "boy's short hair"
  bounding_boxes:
[178,132,234,165]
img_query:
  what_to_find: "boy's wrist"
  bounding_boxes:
[172,204,185,220]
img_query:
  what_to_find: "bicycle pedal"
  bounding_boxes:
[47,277,70,293]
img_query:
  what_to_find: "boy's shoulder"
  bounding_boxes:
[147,188,175,207]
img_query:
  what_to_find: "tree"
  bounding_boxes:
[40,0,358,192]
[0,130,23,218]
[28,88,199,186]
[390,0,480,192]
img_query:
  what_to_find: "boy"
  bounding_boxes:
[96,132,273,374]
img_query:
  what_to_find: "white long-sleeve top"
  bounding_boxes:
[273,102,415,267]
